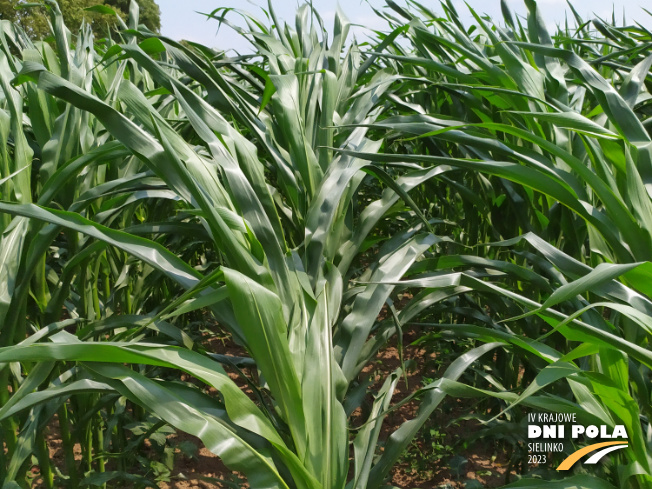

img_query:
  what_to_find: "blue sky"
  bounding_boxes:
[157,0,652,53]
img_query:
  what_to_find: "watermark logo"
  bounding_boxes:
[556,441,628,470]
[526,412,628,470]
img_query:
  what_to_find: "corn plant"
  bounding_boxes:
[0,2,496,487]
[0,1,651,488]
[346,0,652,486]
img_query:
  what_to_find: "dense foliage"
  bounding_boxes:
[0,0,651,488]
[0,0,159,38]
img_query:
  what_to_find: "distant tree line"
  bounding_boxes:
[0,0,160,39]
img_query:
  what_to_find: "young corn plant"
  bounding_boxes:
[349,0,652,486]
[0,1,651,488]
[0,3,191,486]
[0,1,500,488]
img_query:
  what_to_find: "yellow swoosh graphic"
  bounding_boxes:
[557,441,628,471]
